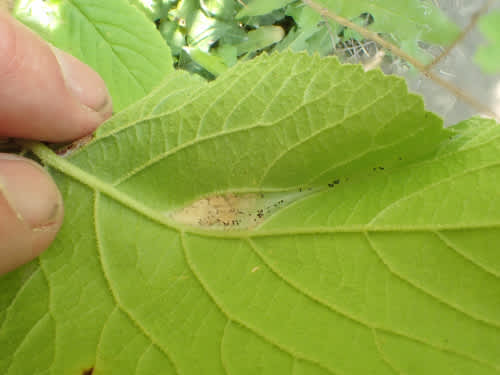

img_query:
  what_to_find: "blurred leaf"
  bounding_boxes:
[241,7,287,26]
[190,17,246,50]
[177,48,215,79]
[237,0,293,18]
[128,0,163,21]
[185,8,218,50]
[200,0,239,20]
[313,0,460,61]
[475,10,500,74]
[185,46,229,75]
[160,20,186,55]
[398,37,434,65]
[282,4,347,57]
[236,25,285,55]
[214,43,238,66]
[304,26,337,55]
[169,0,200,30]
[287,2,322,32]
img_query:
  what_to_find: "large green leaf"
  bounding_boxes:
[1,52,499,375]
[15,0,173,111]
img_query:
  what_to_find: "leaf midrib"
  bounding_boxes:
[27,142,500,372]
[30,142,500,240]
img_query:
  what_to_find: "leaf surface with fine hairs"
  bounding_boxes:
[1,52,499,375]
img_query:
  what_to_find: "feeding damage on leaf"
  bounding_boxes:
[55,134,94,157]
[171,193,261,228]
[170,188,317,229]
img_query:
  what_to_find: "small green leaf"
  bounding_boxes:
[475,10,500,74]
[15,0,173,111]
[237,0,293,18]
[128,0,163,21]
[1,52,498,374]
[169,0,200,30]
[188,13,246,50]
[281,3,338,56]
[214,44,238,67]
[185,46,229,75]
[160,20,186,55]
[236,25,285,55]
[201,0,240,20]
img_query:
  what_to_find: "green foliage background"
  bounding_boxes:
[475,10,500,73]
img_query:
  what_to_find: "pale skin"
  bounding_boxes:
[0,10,112,274]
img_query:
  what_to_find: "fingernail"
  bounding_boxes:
[50,46,112,117]
[0,154,63,229]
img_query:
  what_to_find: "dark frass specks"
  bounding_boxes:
[170,189,317,230]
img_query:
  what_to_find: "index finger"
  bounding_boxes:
[0,11,112,142]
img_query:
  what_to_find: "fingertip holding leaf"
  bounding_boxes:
[50,45,113,117]
[0,154,63,275]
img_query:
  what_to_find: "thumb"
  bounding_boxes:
[0,11,112,142]
[0,154,63,275]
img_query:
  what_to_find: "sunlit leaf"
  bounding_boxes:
[15,0,173,111]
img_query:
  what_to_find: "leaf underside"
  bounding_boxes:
[1,52,499,375]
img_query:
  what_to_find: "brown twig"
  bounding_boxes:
[425,0,496,70]
[302,0,499,121]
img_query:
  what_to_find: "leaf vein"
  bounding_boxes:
[0,267,41,333]
[371,328,403,375]
[180,233,341,375]
[364,232,500,329]
[93,193,181,375]
[196,55,271,136]
[67,0,146,92]
[257,80,400,185]
[434,231,500,279]
[368,161,500,225]
[248,236,499,370]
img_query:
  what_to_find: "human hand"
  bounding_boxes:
[0,11,112,275]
